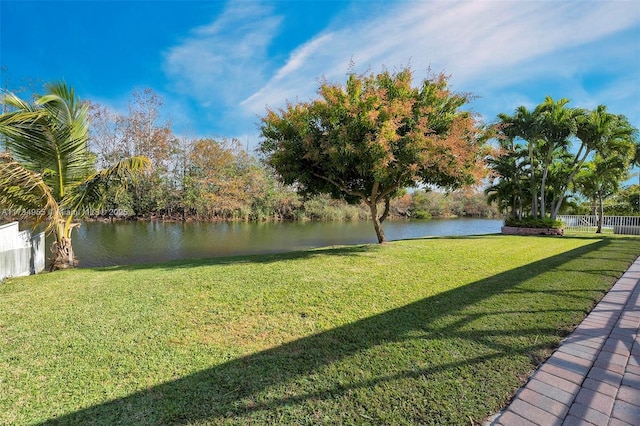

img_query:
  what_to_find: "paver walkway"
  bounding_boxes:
[488,257,640,425]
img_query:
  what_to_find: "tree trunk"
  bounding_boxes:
[529,146,538,217]
[49,235,78,271]
[368,201,386,243]
[540,157,555,219]
[518,196,523,220]
[596,191,604,234]
[551,196,563,221]
[372,215,386,243]
[49,220,80,271]
[531,184,538,217]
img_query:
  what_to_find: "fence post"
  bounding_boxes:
[30,231,45,274]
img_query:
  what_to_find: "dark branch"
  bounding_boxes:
[311,171,367,199]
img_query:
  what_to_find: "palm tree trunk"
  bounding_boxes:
[49,237,78,271]
[596,191,604,234]
[49,235,78,270]
[49,219,79,270]
[551,195,565,221]
[528,144,540,218]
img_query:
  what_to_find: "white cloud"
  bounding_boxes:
[163,1,282,107]
[160,0,639,143]
[274,34,335,81]
[240,0,640,120]
[241,33,335,110]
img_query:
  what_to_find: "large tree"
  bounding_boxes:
[0,82,150,270]
[260,68,486,243]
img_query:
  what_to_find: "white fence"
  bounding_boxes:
[558,215,640,235]
[0,222,45,280]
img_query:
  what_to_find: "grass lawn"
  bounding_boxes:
[1,233,640,425]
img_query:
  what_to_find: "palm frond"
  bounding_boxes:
[0,98,45,142]
[0,153,61,231]
[1,83,93,199]
[61,156,151,215]
[1,91,37,112]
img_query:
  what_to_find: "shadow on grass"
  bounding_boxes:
[90,243,380,273]
[41,237,634,424]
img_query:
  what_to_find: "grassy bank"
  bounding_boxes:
[1,234,640,425]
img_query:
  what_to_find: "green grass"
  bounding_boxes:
[2,234,640,425]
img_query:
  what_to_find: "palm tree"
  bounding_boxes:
[0,82,150,270]
[566,107,638,222]
[533,96,580,219]
[573,156,629,233]
[485,136,529,219]
[498,106,542,217]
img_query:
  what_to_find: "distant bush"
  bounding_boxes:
[505,217,564,229]
[412,210,432,219]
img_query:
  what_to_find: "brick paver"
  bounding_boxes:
[488,257,640,426]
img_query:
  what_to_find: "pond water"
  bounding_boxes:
[67,218,503,268]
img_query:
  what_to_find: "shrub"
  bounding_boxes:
[412,210,432,219]
[504,217,564,229]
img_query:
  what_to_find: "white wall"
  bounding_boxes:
[0,222,45,280]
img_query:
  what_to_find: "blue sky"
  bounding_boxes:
[1,0,639,151]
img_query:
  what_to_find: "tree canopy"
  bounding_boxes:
[259,67,487,242]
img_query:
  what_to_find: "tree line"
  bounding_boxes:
[85,86,496,224]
